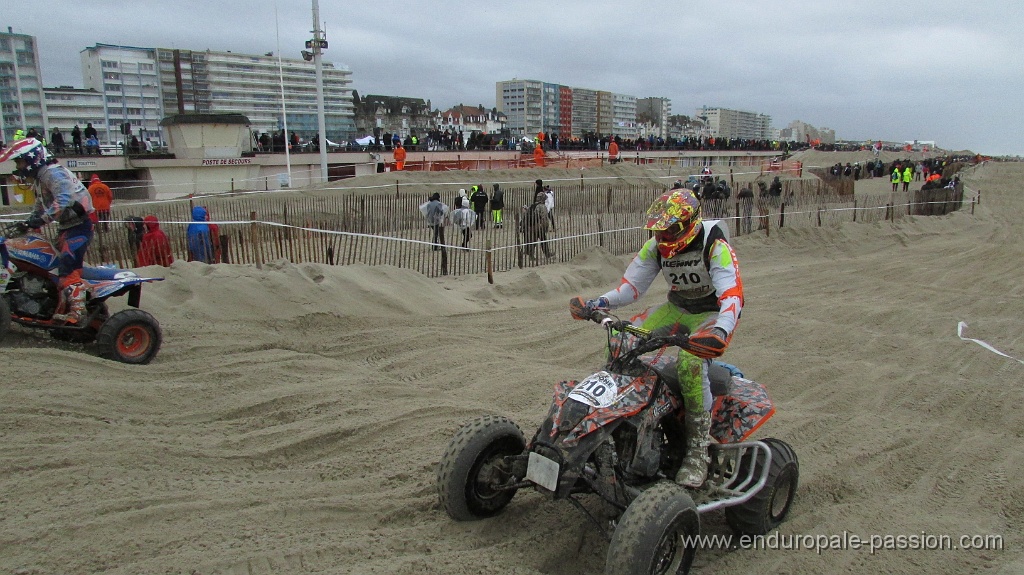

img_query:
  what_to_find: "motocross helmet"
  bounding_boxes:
[0,138,50,180]
[644,189,702,259]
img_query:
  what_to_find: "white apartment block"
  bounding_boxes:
[80,43,356,145]
[1,29,46,143]
[43,87,109,144]
[697,106,772,140]
[496,79,545,137]
[194,49,354,141]
[610,92,637,139]
[80,44,162,143]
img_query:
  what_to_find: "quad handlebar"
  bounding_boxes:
[571,297,695,359]
[0,222,28,240]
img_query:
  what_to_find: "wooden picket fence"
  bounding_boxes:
[80,179,965,278]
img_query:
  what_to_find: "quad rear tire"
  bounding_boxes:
[437,415,525,521]
[724,438,799,535]
[605,482,700,575]
[95,309,162,364]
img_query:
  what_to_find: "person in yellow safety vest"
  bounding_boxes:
[891,168,901,193]
[902,166,912,192]
[13,129,26,141]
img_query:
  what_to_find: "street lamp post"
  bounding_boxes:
[310,0,328,183]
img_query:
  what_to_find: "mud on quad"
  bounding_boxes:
[1,223,163,364]
[437,303,798,575]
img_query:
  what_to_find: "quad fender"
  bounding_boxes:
[85,277,162,303]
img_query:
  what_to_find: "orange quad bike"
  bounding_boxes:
[437,301,798,575]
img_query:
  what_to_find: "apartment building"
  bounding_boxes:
[570,87,597,138]
[0,29,46,143]
[80,44,164,143]
[42,86,109,144]
[636,97,672,138]
[609,92,637,139]
[199,49,355,141]
[497,78,641,140]
[495,79,544,137]
[697,106,772,140]
[80,43,356,145]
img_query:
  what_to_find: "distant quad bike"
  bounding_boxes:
[1,223,163,364]
[437,302,798,575]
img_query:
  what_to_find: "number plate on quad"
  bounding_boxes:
[525,452,560,492]
[567,370,619,408]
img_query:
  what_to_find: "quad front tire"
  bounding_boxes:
[605,482,700,575]
[437,415,525,521]
[724,438,799,535]
[95,309,162,364]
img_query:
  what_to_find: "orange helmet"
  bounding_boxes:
[644,190,702,259]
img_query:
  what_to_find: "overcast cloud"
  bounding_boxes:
[8,0,1023,155]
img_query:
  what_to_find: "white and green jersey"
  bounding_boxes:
[598,220,744,335]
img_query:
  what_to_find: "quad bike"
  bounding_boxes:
[437,301,798,575]
[0,223,163,364]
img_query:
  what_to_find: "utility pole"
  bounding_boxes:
[311,0,328,183]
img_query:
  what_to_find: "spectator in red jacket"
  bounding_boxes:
[137,215,174,267]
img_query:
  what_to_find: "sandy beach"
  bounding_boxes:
[1,152,1021,575]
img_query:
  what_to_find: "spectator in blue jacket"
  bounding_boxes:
[187,205,216,263]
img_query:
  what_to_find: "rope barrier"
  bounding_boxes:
[0,196,973,237]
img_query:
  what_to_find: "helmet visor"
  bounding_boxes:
[656,221,692,243]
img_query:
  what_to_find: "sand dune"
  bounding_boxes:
[1,158,1021,575]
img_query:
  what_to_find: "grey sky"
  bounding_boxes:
[9,0,1023,155]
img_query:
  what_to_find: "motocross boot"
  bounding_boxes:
[675,408,712,488]
[52,281,87,325]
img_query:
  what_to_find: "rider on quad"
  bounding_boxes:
[0,138,95,324]
[573,188,744,488]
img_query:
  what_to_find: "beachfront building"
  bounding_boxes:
[780,119,835,145]
[697,106,772,140]
[80,44,166,144]
[0,29,47,143]
[80,44,356,146]
[435,104,507,137]
[497,78,643,141]
[607,92,637,140]
[495,78,552,138]
[637,97,672,138]
[195,49,355,143]
[570,88,597,139]
[42,86,109,145]
[353,94,434,140]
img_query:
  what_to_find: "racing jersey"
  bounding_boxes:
[30,163,95,230]
[599,220,744,335]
